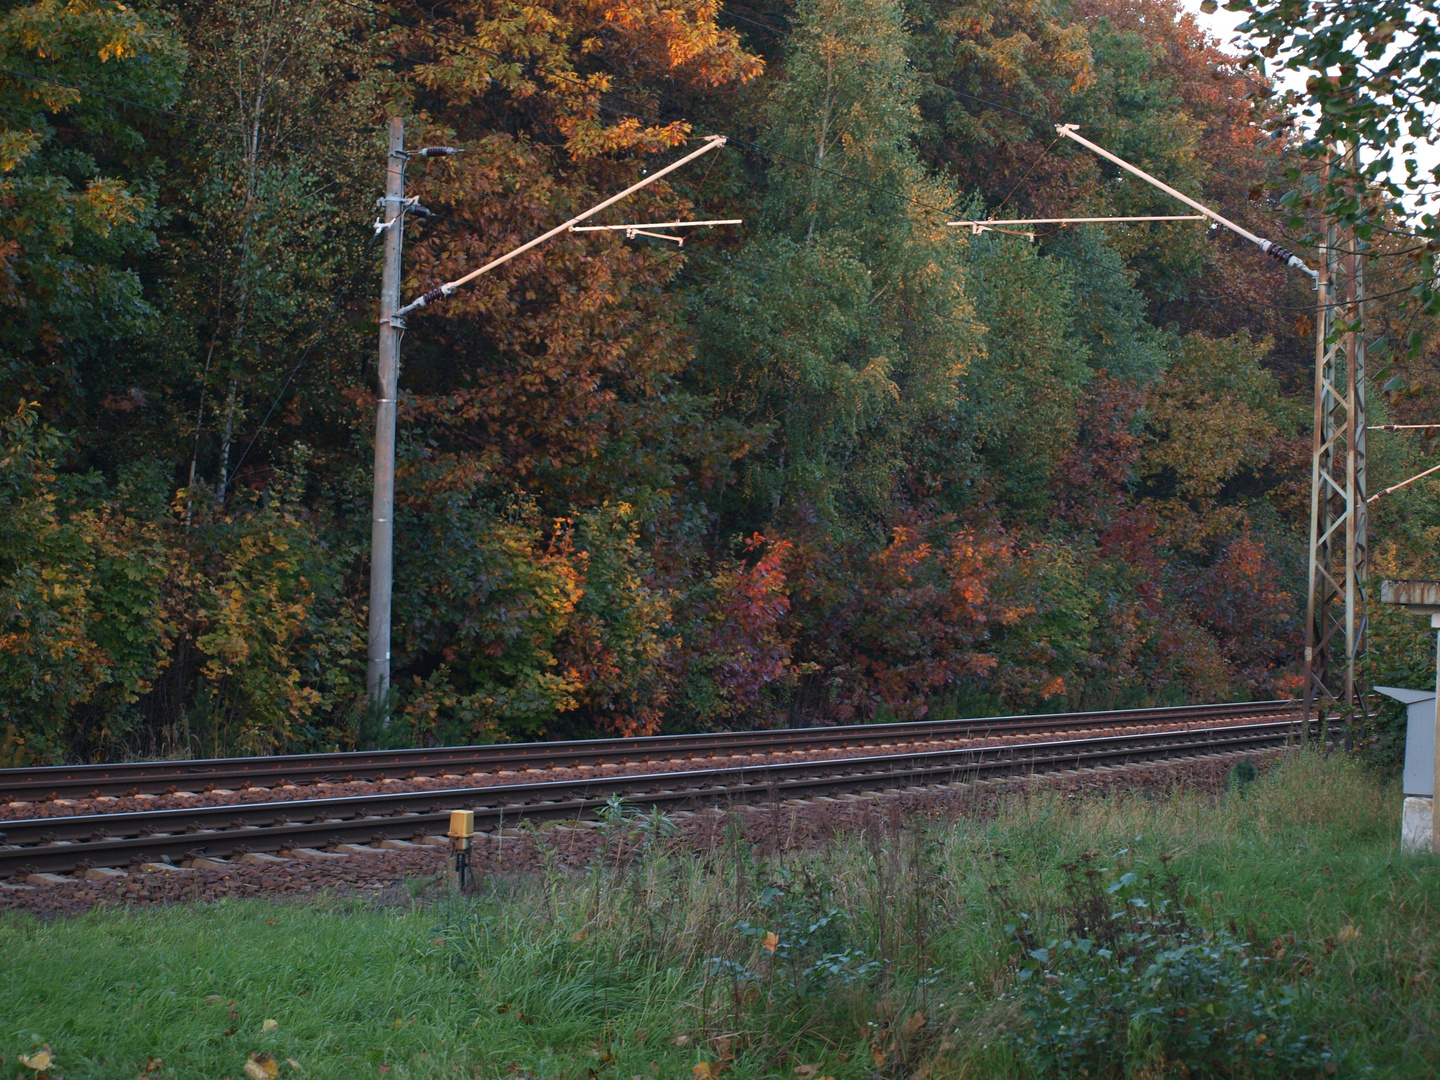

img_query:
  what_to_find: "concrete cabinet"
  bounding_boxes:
[1377,686,1436,854]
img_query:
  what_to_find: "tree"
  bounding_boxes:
[0,0,1341,757]
[953,231,1091,516]
[0,0,183,418]
[692,0,979,527]
[144,0,389,500]
[1228,0,1440,322]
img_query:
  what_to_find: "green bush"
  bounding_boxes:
[728,865,883,998]
[1008,854,1334,1079]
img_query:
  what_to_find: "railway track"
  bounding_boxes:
[0,716,1309,879]
[0,700,1294,803]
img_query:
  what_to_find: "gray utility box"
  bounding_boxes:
[1375,686,1436,798]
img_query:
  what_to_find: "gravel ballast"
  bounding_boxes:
[0,716,1276,823]
[0,748,1278,918]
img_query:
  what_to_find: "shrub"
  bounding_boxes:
[729,865,882,998]
[1007,853,1334,1079]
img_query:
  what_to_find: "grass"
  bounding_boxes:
[2,751,1436,1080]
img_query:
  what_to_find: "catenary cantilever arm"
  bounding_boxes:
[1369,461,1440,503]
[1055,124,1318,281]
[395,135,728,318]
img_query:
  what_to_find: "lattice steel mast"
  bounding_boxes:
[1302,203,1367,732]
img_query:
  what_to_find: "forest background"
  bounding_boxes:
[3,0,1439,766]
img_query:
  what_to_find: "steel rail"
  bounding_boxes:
[0,720,1307,878]
[0,700,1294,801]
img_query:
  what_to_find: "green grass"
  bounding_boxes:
[2,751,1437,1079]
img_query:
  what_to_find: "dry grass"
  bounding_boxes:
[1,749,1434,1079]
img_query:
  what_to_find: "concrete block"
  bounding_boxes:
[187,856,231,870]
[239,852,290,865]
[84,866,128,881]
[334,843,382,855]
[418,835,452,847]
[1,882,35,891]
[378,839,424,849]
[140,862,190,873]
[289,847,348,860]
[1402,796,1434,854]
[25,873,71,886]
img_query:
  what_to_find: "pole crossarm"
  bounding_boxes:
[396,135,728,317]
[1370,423,1440,431]
[572,218,742,246]
[946,214,1206,243]
[947,215,1206,226]
[571,218,742,232]
[946,222,1034,240]
[1054,125,1318,281]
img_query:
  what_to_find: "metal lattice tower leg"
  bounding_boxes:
[1303,218,1367,736]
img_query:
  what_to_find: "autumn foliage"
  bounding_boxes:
[2,0,1391,766]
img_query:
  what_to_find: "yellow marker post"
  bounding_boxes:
[448,810,475,890]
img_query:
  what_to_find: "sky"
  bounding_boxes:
[1180,0,1439,216]
[1181,0,1304,92]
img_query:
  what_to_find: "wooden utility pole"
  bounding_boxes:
[368,117,406,709]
